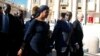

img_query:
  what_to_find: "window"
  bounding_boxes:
[88,0,93,2]
[78,7,81,9]
[61,0,63,2]
[62,7,66,9]
[34,0,36,3]
[37,0,40,3]
[50,0,52,3]
[34,0,39,3]
[78,0,81,3]
[61,0,68,3]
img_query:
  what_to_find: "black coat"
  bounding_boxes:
[50,20,71,50]
[24,19,50,55]
[0,13,24,46]
[71,19,83,47]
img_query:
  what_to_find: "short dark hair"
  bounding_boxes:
[66,11,72,17]
[61,13,66,18]
[35,5,49,17]
[6,4,11,10]
[38,5,49,13]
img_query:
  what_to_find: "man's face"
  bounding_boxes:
[66,14,69,19]
[65,13,72,21]
[3,4,11,13]
[3,4,7,11]
[79,15,84,22]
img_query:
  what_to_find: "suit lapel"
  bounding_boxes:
[0,14,2,31]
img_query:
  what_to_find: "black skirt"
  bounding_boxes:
[22,44,38,56]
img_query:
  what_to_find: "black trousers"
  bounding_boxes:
[22,44,38,56]
[0,33,23,56]
[61,46,70,56]
[22,44,46,56]
[7,41,22,56]
[0,39,8,56]
[0,39,22,56]
[56,50,63,56]
[0,34,9,56]
[70,47,84,56]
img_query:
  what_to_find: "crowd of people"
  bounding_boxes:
[0,3,84,56]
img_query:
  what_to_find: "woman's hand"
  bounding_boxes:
[17,49,23,56]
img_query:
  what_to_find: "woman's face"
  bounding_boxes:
[41,9,49,20]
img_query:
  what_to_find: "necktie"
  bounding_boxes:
[66,21,71,29]
[1,14,9,33]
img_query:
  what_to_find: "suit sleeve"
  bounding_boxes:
[24,19,35,43]
[49,21,61,45]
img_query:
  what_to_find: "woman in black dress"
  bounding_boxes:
[17,5,50,56]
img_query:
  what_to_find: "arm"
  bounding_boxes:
[17,19,36,56]
[49,21,61,47]
[20,19,36,50]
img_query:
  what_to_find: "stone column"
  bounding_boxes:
[67,0,73,12]
[82,0,87,25]
[26,0,32,18]
[53,0,60,22]
[88,36,99,54]
[95,0,100,23]
[40,0,48,5]
[71,0,78,23]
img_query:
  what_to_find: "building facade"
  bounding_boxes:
[0,0,26,16]
[27,0,100,24]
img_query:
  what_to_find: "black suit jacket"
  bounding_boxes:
[50,20,71,50]
[0,13,24,45]
[71,19,83,47]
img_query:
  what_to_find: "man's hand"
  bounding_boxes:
[75,43,79,49]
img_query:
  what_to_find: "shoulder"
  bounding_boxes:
[73,20,81,28]
[26,19,32,24]
[27,19,37,27]
[69,22,73,26]
[46,22,50,27]
[57,20,62,23]
[73,20,79,25]
[56,20,65,25]
[9,14,14,18]
[73,20,77,23]
[9,14,16,20]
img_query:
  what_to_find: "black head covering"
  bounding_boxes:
[35,5,49,17]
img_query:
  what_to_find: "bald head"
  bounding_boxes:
[77,13,84,22]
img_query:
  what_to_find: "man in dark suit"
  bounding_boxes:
[0,3,24,56]
[49,13,72,56]
[62,11,73,56]
[70,14,84,56]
